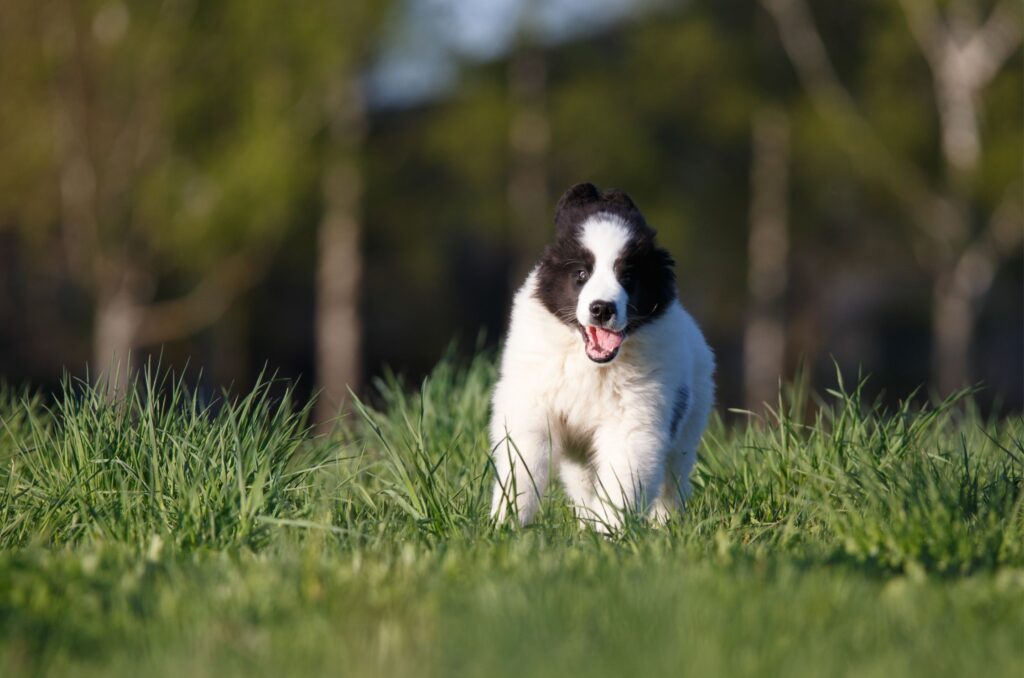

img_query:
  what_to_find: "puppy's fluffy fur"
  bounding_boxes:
[490,183,715,530]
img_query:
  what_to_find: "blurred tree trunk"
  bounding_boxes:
[931,267,974,394]
[900,0,1022,393]
[41,0,270,399]
[744,109,790,412]
[93,281,145,398]
[761,0,1022,395]
[929,197,1020,393]
[89,256,261,397]
[314,80,365,431]
[506,46,550,286]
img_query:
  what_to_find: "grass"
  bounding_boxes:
[0,355,1022,676]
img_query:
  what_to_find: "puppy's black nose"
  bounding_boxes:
[589,300,615,324]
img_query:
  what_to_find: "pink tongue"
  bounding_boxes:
[587,326,624,352]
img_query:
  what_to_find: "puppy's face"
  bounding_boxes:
[534,183,676,364]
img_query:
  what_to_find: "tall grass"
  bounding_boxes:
[695,379,1024,572]
[0,372,323,549]
[0,356,1021,574]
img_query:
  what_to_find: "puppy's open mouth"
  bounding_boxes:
[579,325,625,363]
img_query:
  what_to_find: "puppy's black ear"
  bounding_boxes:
[554,182,600,236]
[601,188,646,227]
[599,188,636,210]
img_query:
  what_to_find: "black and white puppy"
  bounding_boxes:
[490,183,715,530]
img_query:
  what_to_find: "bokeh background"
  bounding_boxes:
[0,0,1021,424]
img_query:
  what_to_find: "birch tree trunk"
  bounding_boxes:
[744,109,790,412]
[92,264,151,399]
[931,268,973,394]
[314,82,365,430]
[761,0,1022,395]
[92,280,145,398]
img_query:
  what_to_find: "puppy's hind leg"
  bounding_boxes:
[652,372,715,524]
[650,447,696,524]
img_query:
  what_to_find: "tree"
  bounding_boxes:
[745,108,791,412]
[0,0,313,395]
[0,0,390,411]
[760,0,1023,394]
[308,3,390,430]
[314,77,367,430]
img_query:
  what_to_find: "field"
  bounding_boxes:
[1,356,1022,677]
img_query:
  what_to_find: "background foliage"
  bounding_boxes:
[0,0,1019,413]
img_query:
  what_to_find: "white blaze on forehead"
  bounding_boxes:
[576,215,631,330]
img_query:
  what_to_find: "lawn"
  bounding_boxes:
[1,356,1022,677]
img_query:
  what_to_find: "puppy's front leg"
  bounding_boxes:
[490,424,552,526]
[582,427,666,533]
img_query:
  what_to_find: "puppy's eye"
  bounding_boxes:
[574,269,589,285]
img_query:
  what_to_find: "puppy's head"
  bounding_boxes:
[534,183,676,364]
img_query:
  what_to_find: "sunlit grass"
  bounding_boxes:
[0,356,1022,676]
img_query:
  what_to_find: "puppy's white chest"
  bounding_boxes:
[549,358,641,428]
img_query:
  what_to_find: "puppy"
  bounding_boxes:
[490,183,715,530]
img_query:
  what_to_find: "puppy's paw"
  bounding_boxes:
[648,499,676,526]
